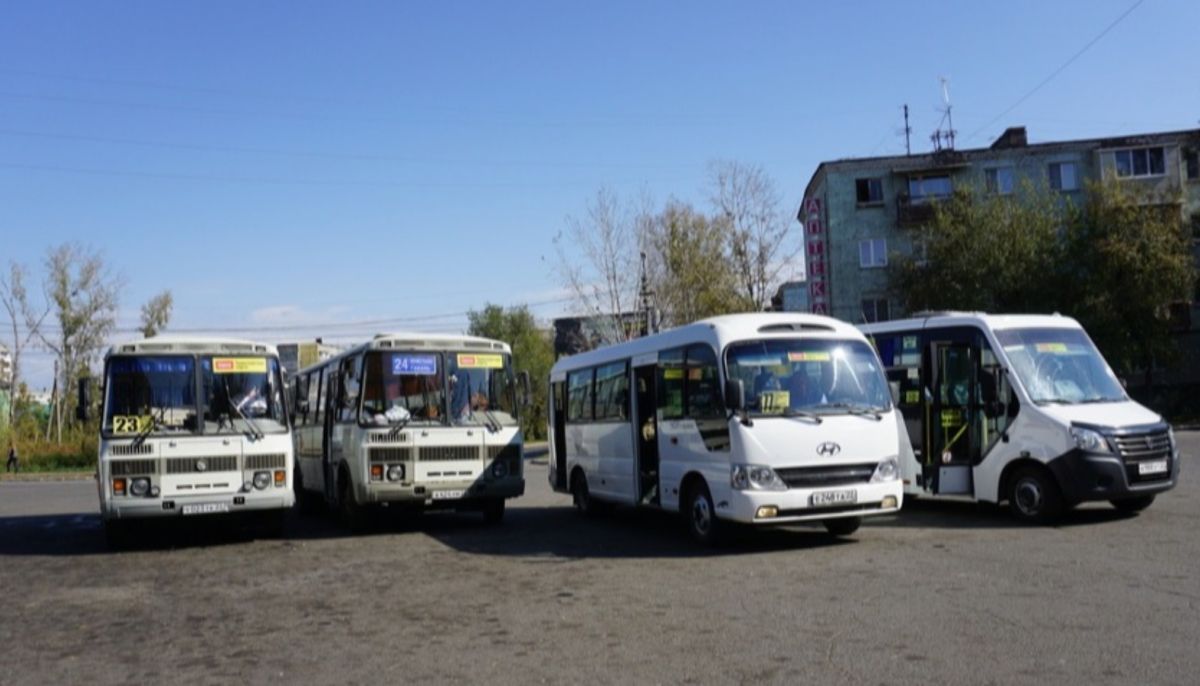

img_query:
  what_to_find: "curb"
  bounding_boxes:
[0,471,95,483]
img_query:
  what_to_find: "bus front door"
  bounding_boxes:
[929,341,978,495]
[551,381,568,491]
[633,364,659,506]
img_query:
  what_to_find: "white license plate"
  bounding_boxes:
[810,489,858,507]
[431,490,464,501]
[1138,460,1168,475]
[181,502,231,516]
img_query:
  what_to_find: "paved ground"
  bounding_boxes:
[0,437,1196,686]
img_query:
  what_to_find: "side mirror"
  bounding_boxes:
[76,377,92,422]
[724,378,746,412]
[519,370,532,408]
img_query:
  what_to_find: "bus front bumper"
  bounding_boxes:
[103,491,294,521]
[720,480,904,525]
[363,476,525,506]
[1047,448,1180,504]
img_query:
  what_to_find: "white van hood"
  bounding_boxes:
[1036,399,1164,430]
[734,412,899,468]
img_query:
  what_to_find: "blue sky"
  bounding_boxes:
[3,0,1198,389]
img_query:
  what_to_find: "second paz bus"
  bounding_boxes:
[290,333,529,528]
[548,313,904,543]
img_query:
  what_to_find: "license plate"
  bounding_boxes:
[1138,460,1168,475]
[810,489,857,507]
[181,502,231,516]
[431,490,464,501]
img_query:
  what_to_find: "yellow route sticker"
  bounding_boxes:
[662,368,684,380]
[940,409,964,428]
[457,353,504,369]
[760,390,790,414]
[904,390,920,404]
[213,357,268,374]
[1035,343,1069,354]
[788,351,831,362]
[112,415,152,434]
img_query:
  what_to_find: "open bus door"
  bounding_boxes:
[551,381,568,491]
[927,337,979,495]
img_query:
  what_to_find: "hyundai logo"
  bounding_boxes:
[816,442,841,457]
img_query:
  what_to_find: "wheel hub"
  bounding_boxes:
[692,496,711,535]
[1015,478,1043,515]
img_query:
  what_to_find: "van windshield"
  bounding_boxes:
[725,339,891,416]
[996,328,1126,404]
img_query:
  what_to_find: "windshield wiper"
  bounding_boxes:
[483,409,504,433]
[224,378,264,440]
[386,416,411,440]
[780,408,823,424]
[131,408,166,448]
[810,403,883,421]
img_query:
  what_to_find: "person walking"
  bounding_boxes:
[6,444,18,473]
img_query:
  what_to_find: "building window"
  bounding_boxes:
[1185,149,1199,181]
[985,166,1014,195]
[908,175,952,202]
[858,239,887,268]
[861,298,890,323]
[1048,162,1078,191]
[1114,147,1166,178]
[855,178,884,205]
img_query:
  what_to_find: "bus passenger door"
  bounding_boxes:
[322,369,340,503]
[929,341,978,495]
[551,381,567,491]
[633,364,660,506]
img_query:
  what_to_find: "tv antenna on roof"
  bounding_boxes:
[930,76,957,152]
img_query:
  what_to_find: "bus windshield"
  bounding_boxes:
[725,338,891,416]
[104,356,198,435]
[447,352,517,426]
[199,356,288,434]
[360,351,446,426]
[995,328,1126,404]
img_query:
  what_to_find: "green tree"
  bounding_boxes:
[1060,179,1194,377]
[139,290,174,338]
[890,181,1065,314]
[649,201,752,326]
[467,304,554,440]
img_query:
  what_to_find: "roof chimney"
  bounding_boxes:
[991,126,1028,149]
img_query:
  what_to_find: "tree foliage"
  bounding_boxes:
[140,290,174,338]
[648,200,751,326]
[890,179,1194,376]
[467,303,554,441]
[0,261,50,428]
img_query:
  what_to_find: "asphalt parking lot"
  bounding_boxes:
[1,435,1196,686]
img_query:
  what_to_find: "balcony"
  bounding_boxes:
[896,194,938,227]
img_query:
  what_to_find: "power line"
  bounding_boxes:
[967,0,1145,141]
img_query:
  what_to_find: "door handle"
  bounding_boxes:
[670,437,678,445]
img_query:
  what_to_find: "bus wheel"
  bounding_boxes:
[482,499,506,525]
[823,516,862,537]
[684,481,722,545]
[1111,495,1155,513]
[572,471,601,517]
[337,471,366,532]
[1007,466,1064,523]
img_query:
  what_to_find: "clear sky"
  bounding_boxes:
[3,0,1198,390]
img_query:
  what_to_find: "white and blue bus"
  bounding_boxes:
[87,337,294,546]
[548,313,905,544]
[291,333,528,528]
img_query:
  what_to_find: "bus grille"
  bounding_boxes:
[775,463,876,489]
[110,443,154,456]
[166,456,239,474]
[370,447,413,463]
[419,446,479,462]
[368,432,409,443]
[246,453,287,470]
[1113,430,1173,483]
[111,459,158,476]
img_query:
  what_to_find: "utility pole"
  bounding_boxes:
[902,104,912,156]
[638,251,657,337]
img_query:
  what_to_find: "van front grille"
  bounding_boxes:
[775,463,876,489]
[166,455,239,474]
[246,453,287,470]
[110,443,154,456]
[1114,430,1173,483]
[110,459,158,476]
[370,447,413,463]
[419,446,480,462]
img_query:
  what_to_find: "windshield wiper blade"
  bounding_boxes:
[224,378,264,440]
[810,403,883,420]
[386,417,411,440]
[483,410,503,432]
[781,408,823,424]
[131,410,166,447]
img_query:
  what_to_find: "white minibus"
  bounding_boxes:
[291,333,528,528]
[860,313,1180,521]
[548,313,904,543]
[84,337,295,546]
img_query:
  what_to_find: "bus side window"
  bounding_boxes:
[310,368,324,426]
[566,368,594,423]
[338,355,362,423]
[295,375,310,425]
[657,348,685,420]
[685,344,729,452]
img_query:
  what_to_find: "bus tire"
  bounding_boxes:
[572,470,598,516]
[1007,465,1064,523]
[337,468,366,532]
[823,516,862,537]
[1111,495,1155,513]
[683,480,722,546]
[294,466,322,515]
[482,499,505,525]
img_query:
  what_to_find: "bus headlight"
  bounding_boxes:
[731,464,787,491]
[491,461,508,479]
[253,471,271,490]
[387,465,404,482]
[130,477,151,497]
[1070,426,1110,454]
[870,458,900,483]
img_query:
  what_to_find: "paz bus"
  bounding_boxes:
[290,333,528,528]
[548,313,904,544]
[84,337,294,546]
[859,313,1180,522]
